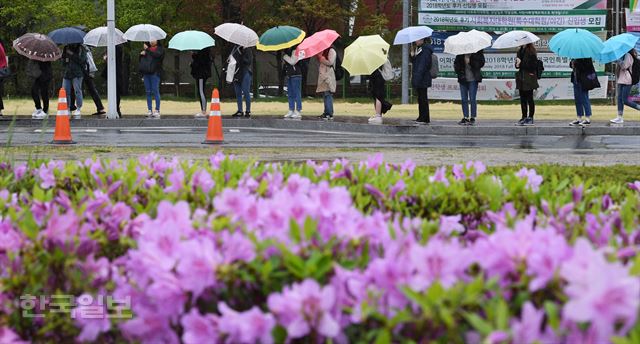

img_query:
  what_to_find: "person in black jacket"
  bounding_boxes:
[283,46,303,119]
[231,45,253,118]
[454,51,485,125]
[569,58,597,126]
[30,61,52,119]
[367,65,392,125]
[139,40,164,118]
[191,47,212,118]
[410,38,433,124]
[515,44,539,126]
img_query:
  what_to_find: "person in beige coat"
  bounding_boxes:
[316,47,337,120]
[612,49,640,124]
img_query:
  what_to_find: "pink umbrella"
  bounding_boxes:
[295,29,340,60]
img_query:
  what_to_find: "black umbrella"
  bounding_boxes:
[48,27,86,45]
[13,33,62,62]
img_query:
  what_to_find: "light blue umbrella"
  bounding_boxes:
[599,33,639,63]
[549,29,603,59]
[168,30,215,51]
[393,26,434,45]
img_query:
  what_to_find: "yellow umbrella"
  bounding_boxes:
[342,35,390,76]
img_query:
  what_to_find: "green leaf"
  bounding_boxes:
[495,299,509,330]
[464,313,493,336]
[374,329,391,344]
[289,219,301,243]
[20,211,39,241]
[544,301,560,331]
[303,217,317,240]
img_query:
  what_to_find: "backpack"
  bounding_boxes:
[332,49,345,81]
[430,53,439,79]
[380,60,394,81]
[536,59,544,79]
[631,56,640,85]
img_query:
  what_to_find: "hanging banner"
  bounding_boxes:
[428,77,608,100]
[429,31,608,53]
[626,9,640,31]
[418,10,607,32]
[419,0,607,11]
[433,53,605,78]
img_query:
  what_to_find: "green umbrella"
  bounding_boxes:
[168,30,215,51]
[256,26,305,52]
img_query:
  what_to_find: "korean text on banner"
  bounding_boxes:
[419,0,607,11]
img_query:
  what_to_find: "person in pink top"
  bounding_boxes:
[0,39,7,117]
[612,49,640,124]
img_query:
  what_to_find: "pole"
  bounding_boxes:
[401,0,409,104]
[614,0,620,106]
[106,0,117,119]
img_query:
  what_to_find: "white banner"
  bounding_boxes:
[626,9,640,32]
[434,53,605,78]
[428,77,608,100]
[418,10,607,32]
[419,0,607,11]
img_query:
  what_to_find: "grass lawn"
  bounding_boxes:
[3,97,640,122]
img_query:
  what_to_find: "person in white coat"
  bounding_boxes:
[283,46,303,119]
[316,47,336,120]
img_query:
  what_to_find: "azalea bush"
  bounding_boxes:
[0,152,639,343]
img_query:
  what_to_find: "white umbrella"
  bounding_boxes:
[492,31,540,49]
[444,30,492,55]
[214,23,258,47]
[393,26,434,45]
[123,24,167,42]
[84,26,127,47]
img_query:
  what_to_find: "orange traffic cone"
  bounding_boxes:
[51,88,76,144]
[202,88,224,144]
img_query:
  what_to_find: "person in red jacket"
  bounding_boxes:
[0,39,8,117]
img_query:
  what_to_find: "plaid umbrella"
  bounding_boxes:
[13,33,62,62]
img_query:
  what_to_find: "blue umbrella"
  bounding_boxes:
[393,26,434,45]
[48,27,86,45]
[549,29,603,59]
[599,33,640,63]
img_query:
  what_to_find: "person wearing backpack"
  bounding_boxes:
[368,60,393,125]
[316,46,337,120]
[230,45,253,118]
[191,47,212,118]
[28,60,52,119]
[70,45,105,117]
[139,40,165,119]
[569,58,598,126]
[454,50,485,125]
[283,46,303,120]
[612,49,640,125]
[410,38,434,125]
[515,43,539,126]
[62,44,87,119]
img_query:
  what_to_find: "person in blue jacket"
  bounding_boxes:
[410,38,433,125]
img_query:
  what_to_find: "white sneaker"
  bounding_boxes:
[284,110,294,119]
[33,111,48,120]
[31,109,40,118]
[290,110,302,120]
[194,112,207,118]
[368,115,383,125]
[145,110,153,118]
[73,109,81,119]
[152,111,161,119]
[610,116,624,124]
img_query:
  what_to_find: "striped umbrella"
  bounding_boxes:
[257,26,305,51]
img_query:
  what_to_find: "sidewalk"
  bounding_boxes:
[1,115,639,136]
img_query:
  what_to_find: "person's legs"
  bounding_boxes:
[151,74,161,111]
[0,80,4,112]
[573,83,584,118]
[287,77,295,111]
[469,81,478,118]
[528,91,535,118]
[234,81,243,112]
[459,82,469,118]
[583,89,592,118]
[292,76,302,111]
[63,78,73,109]
[32,78,42,110]
[519,90,528,119]
[417,88,426,121]
[143,75,153,111]
[72,77,84,110]
[84,77,104,113]
[617,84,625,115]
[323,91,334,116]
[197,78,207,112]
[622,84,640,111]
[242,72,252,113]
[42,79,50,114]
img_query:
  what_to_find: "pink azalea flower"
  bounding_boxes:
[466,161,486,179]
[218,302,275,344]
[72,294,111,342]
[176,237,220,297]
[439,215,464,236]
[0,327,29,344]
[409,238,471,290]
[120,308,179,344]
[525,229,571,291]
[400,159,416,176]
[39,209,80,247]
[213,188,252,220]
[181,309,219,344]
[164,168,185,193]
[390,179,406,198]
[13,163,27,181]
[268,279,340,339]
[628,181,640,192]
[285,174,312,196]
[429,166,450,186]
[218,231,256,264]
[516,167,543,192]
[37,162,56,189]
[510,302,557,344]
[191,169,215,194]
[364,153,384,170]
[0,219,23,253]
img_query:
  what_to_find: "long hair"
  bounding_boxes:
[524,43,537,56]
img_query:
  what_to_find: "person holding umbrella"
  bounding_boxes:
[0,39,7,117]
[317,46,337,120]
[515,43,539,126]
[62,44,87,119]
[69,45,105,117]
[283,46,303,119]
[569,58,598,126]
[410,38,433,125]
[612,48,640,125]
[138,40,165,118]
[27,59,52,119]
[454,51,485,125]
[191,47,212,118]
[230,45,253,118]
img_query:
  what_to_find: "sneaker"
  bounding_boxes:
[290,110,302,120]
[145,110,153,118]
[319,113,333,121]
[91,110,106,116]
[523,117,534,126]
[516,117,526,126]
[31,109,40,118]
[284,110,294,119]
[469,118,476,126]
[414,120,430,125]
[458,117,469,125]
[368,115,383,125]
[151,111,161,119]
[73,109,81,119]
[33,111,48,120]
[231,111,243,118]
[244,112,251,118]
[0,110,3,117]
[610,116,624,124]
[194,112,207,119]
[580,118,591,126]
[569,118,582,126]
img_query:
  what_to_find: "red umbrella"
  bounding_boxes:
[295,29,340,60]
